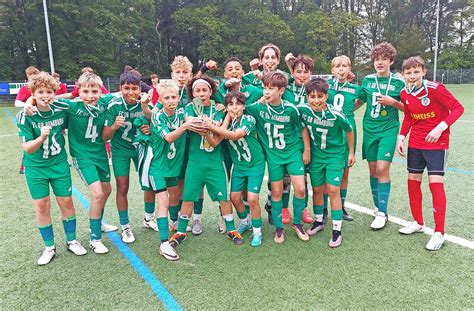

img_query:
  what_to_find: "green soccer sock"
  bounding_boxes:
[378,182,391,215]
[118,210,129,226]
[323,193,329,210]
[62,216,76,242]
[370,176,379,208]
[90,218,102,240]
[313,205,324,222]
[252,218,262,234]
[38,224,54,247]
[271,199,284,229]
[169,204,180,222]
[237,210,248,221]
[340,189,347,208]
[282,191,290,208]
[331,209,343,231]
[292,196,306,225]
[144,202,155,214]
[193,198,204,215]
[177,215,189,234]
[157,217,169,242]
[243,198,251,215]
[224,214,236,231]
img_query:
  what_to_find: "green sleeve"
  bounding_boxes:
[240,115,256,136]
[214,110,224,123]
[335,112,353,132]
[358,78,368,102]
[184,103,196,118]
[292,106,302,130]
[104,105,117,127]
[151,112,170,139]
[16,112,34,142]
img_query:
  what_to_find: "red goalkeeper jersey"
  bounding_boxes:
[400,81,464,150]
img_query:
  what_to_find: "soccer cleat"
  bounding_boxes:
[302,208,313,223]
[143,217,158,232]
[323,208,328,224]
[191,219,202,235]
[373,207,379,216]
[370,212,388,230]
[273,228,285,244]
[169,233,187,248]
[399,221,425,235]
[217,216,227,234]
[160,241,179,261]
[37,247,56,266]
[168,220,178,232]
[101,223,118,232]
[67,240,87,256]
[282,208,291,224]
[426,232,445,251]
[90,240,109,254]
[329,230,342,248]
[227,230,244,245]
[342,207,353,221]
[186,225,192,232]
[291,224,310,241]
[307,221,324,236]
[250,232,263,247]
[237,222,251,235]
[121,227,135,243]
[264,201,274,225]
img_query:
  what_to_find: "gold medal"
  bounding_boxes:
[381,110,388,116]
[203,138,210,149]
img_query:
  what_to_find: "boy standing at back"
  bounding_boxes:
[355,42,405,230]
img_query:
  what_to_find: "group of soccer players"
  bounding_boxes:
[15,41,464,265]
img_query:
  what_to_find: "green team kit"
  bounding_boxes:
[17,107,70,200]
[298,104,353,187]
[283,77,308,106]
[358,73,405,162]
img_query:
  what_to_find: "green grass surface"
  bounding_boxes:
[1,85,473,310]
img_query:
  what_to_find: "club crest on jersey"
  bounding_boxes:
[421,97,430,106]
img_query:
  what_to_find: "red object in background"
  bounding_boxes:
[105,141,111,158]
[71,85,109,97]
[55,83,68,95]
[150,85,160,106]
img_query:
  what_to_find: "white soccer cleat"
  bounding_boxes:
[37,247,56,265]
[168,220,178,232]
[90,240,109,254]
[121,227,136,243]
[143,217,158,232]
[101,223,118,232]
[217,216,227,234]
[426,232,445,251]
[370,212,388,230]
[67,240,87,256]
[191,219,202,235]
[159,241,179,261]
[399,221,425,235]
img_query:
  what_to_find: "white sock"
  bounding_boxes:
[333,220,342,231]
[253,227,262,234]
[315,214,323,222]
[45,245,55,250]
[121,224,130,230]
[224,214,234,222]
[193,214,202,221]
[144,213,154,221]
[240,218,249,226]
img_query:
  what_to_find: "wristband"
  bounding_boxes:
[199,65,209,74]
[437,121,448,131]
[398,135,405,141]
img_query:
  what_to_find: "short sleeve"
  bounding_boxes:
[16,111,34,142]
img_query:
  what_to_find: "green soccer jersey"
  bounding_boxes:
[246,100,302,164]
[150,108,187,177]
[53,95,113,160]
[104,96,146,157]
[298,104,353,164]
[359,73,405,133]
[213,81,263,106]
[227,114,265,169]
[17,107,68,167]
[241,70,290,88]
[185,101,225,163]
[327,79,361,118]
[283,77,308,105]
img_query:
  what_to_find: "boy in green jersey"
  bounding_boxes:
[149,80,195,261]
[17,72,87,265]
[246,72,309,243]
[299,78,355,248]
[169,76,244,250]
[355,42,405,230]
[242,43,289,87]
[103,69,154,243]
[326,55,362,222]
[205,91,265,247]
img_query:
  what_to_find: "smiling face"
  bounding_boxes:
[120,82,141,104]
[226,97,245,119]
[261,48,279,73]
[171,68,192,88]
[79,85,101,105]
[307,90,328,111]
[223,61,245,80]
[293,64,311,86]
[32,87,55,109]
[373,56,393,77]
[402,65,426,89]
[263,85,285,105]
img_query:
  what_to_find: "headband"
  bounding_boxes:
[192,79,212,90]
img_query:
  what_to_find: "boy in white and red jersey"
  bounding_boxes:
[396,56,464,251]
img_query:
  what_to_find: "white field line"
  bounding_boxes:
[263,175,474,249]
[0,133,17,137]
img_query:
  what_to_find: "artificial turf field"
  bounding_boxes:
[1,84,473,310]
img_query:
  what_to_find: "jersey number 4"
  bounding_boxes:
[85,117,98,142]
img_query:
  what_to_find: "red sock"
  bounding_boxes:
[408,179,423,225]
[105,141,112,158]
[429,182,446,234]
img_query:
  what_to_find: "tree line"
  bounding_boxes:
[0,0,472,81]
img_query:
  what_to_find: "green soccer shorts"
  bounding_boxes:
[268,158,305,182]
[72,157,111,185]
[111,153,138,177]
[182,160,229,202]
[230,165,265,194]
[309,161,345,187]
[149,175,179,192]
[362,128,397,162]
[25,160,72,200]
